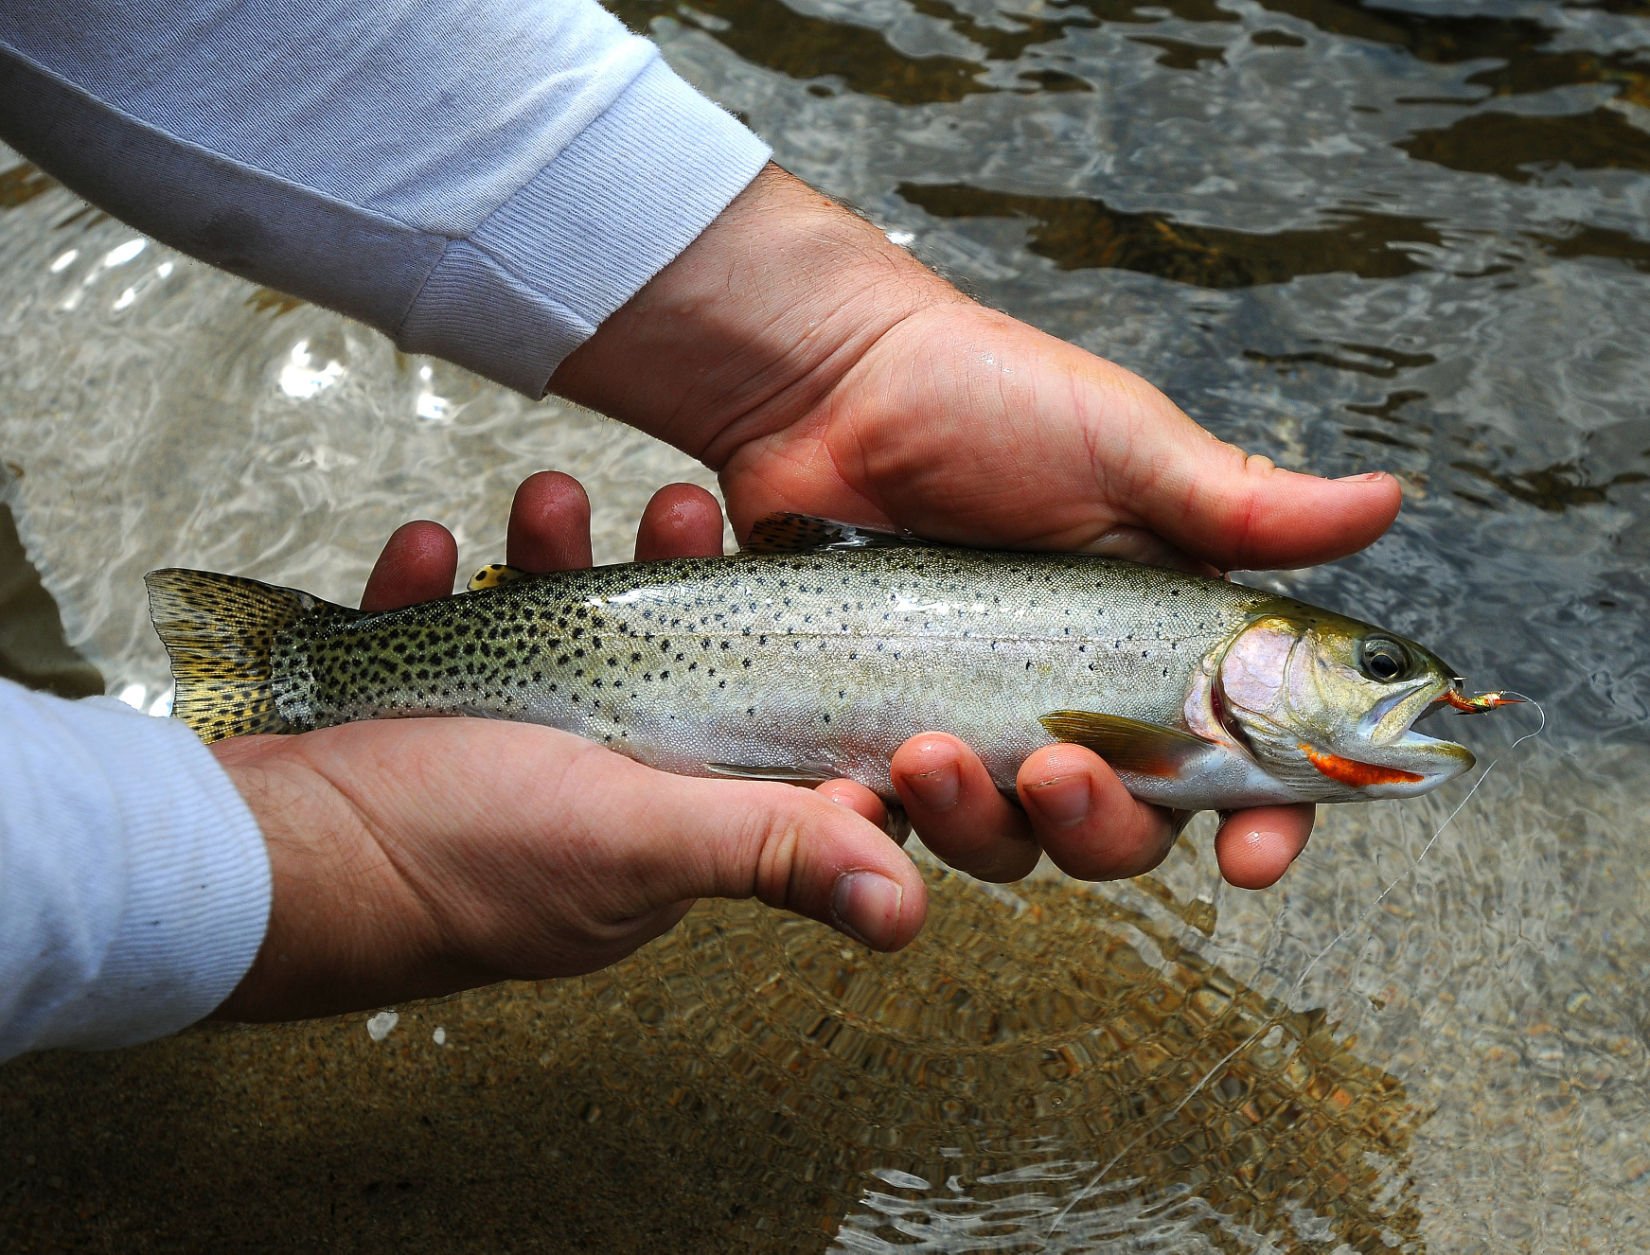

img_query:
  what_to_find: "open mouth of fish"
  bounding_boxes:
[1322,680,1479,788]
[1378,684,1455,741]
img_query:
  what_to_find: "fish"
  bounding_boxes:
[145,514,1513,812]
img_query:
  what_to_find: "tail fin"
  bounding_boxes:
[145,569,327,742]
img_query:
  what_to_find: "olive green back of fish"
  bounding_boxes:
[148,542,1261,753]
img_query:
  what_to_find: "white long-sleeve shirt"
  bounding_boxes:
[0,681,270,1058]
[0,0,770,1061]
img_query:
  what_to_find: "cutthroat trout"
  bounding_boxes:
[146,515,1512,811]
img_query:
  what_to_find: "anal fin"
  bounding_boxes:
[706,761,837,785]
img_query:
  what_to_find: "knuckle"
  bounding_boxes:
[731,789,814,908]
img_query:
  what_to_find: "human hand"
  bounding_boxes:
[208,472,925,1022]
[551,165,1405,889]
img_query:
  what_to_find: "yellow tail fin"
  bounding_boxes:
[145,569,324,743]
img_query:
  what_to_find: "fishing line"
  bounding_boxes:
[1041,693,1547,1245]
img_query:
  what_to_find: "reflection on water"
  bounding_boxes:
[897,181,1445,283]
[0,477,102,699]
[620,866,1424,1251]
[2,0,1650,1247]
[1401,107,1650,182]
[1452,457,1649,513]
[0,161,51,209]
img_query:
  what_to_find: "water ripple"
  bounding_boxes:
[3,0,1650,1246]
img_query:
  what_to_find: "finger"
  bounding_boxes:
[1121,427,1404,572]
[636,483,726,561]
[1179,463,1401,573]
[816,778,913,842]
[585,756,928,951]
[1213,805,1314,889]
[815,778,889,828]
[1015,743,1179,880]
[361,520,458,611]
[891,734,1040,882]
[506,470,592,572]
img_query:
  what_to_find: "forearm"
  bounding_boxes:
[549,164,966,466]
[0,0,769,396]
[0,682,269,1061]
[2,3,959,441]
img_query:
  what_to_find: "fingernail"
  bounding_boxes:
[831,871,904,950]
[903,762,959,811]
[1334,471,1390,483]
[1025,774,1091,828]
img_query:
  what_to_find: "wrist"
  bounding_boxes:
[207,735,465,1022]
[548,163,964,467]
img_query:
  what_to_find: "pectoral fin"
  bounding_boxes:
[467,563,528,592]
[1039,711,1217,778]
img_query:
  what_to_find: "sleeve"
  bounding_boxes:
[0,0,772,396]
[0,680,271,1063]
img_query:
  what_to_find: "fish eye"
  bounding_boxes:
[1357,636,1411,683]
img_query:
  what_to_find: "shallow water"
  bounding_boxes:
[3,0,1649,1249]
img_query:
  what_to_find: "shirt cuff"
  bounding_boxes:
[395,54,772,396]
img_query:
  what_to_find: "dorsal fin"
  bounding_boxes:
[742,513,919,554]
[467,563,529,592]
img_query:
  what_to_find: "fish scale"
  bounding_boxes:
[278,549,1241,791]
[147,516,1497,811]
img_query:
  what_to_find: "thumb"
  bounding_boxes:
[596,759,929,951]
[1126,425,1403,571]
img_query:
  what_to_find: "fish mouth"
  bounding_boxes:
[1365,676,1454,741]
[1339,678,1476,788]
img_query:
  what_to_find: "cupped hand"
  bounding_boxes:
[438,474,1309,897]
[713,300,1388,890]
[552,166,1406,890]
[209,472,925,1022]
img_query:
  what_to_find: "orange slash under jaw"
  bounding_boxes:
[1299,743,1426,788]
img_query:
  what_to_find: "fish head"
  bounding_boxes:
[1206,606,1477,803]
